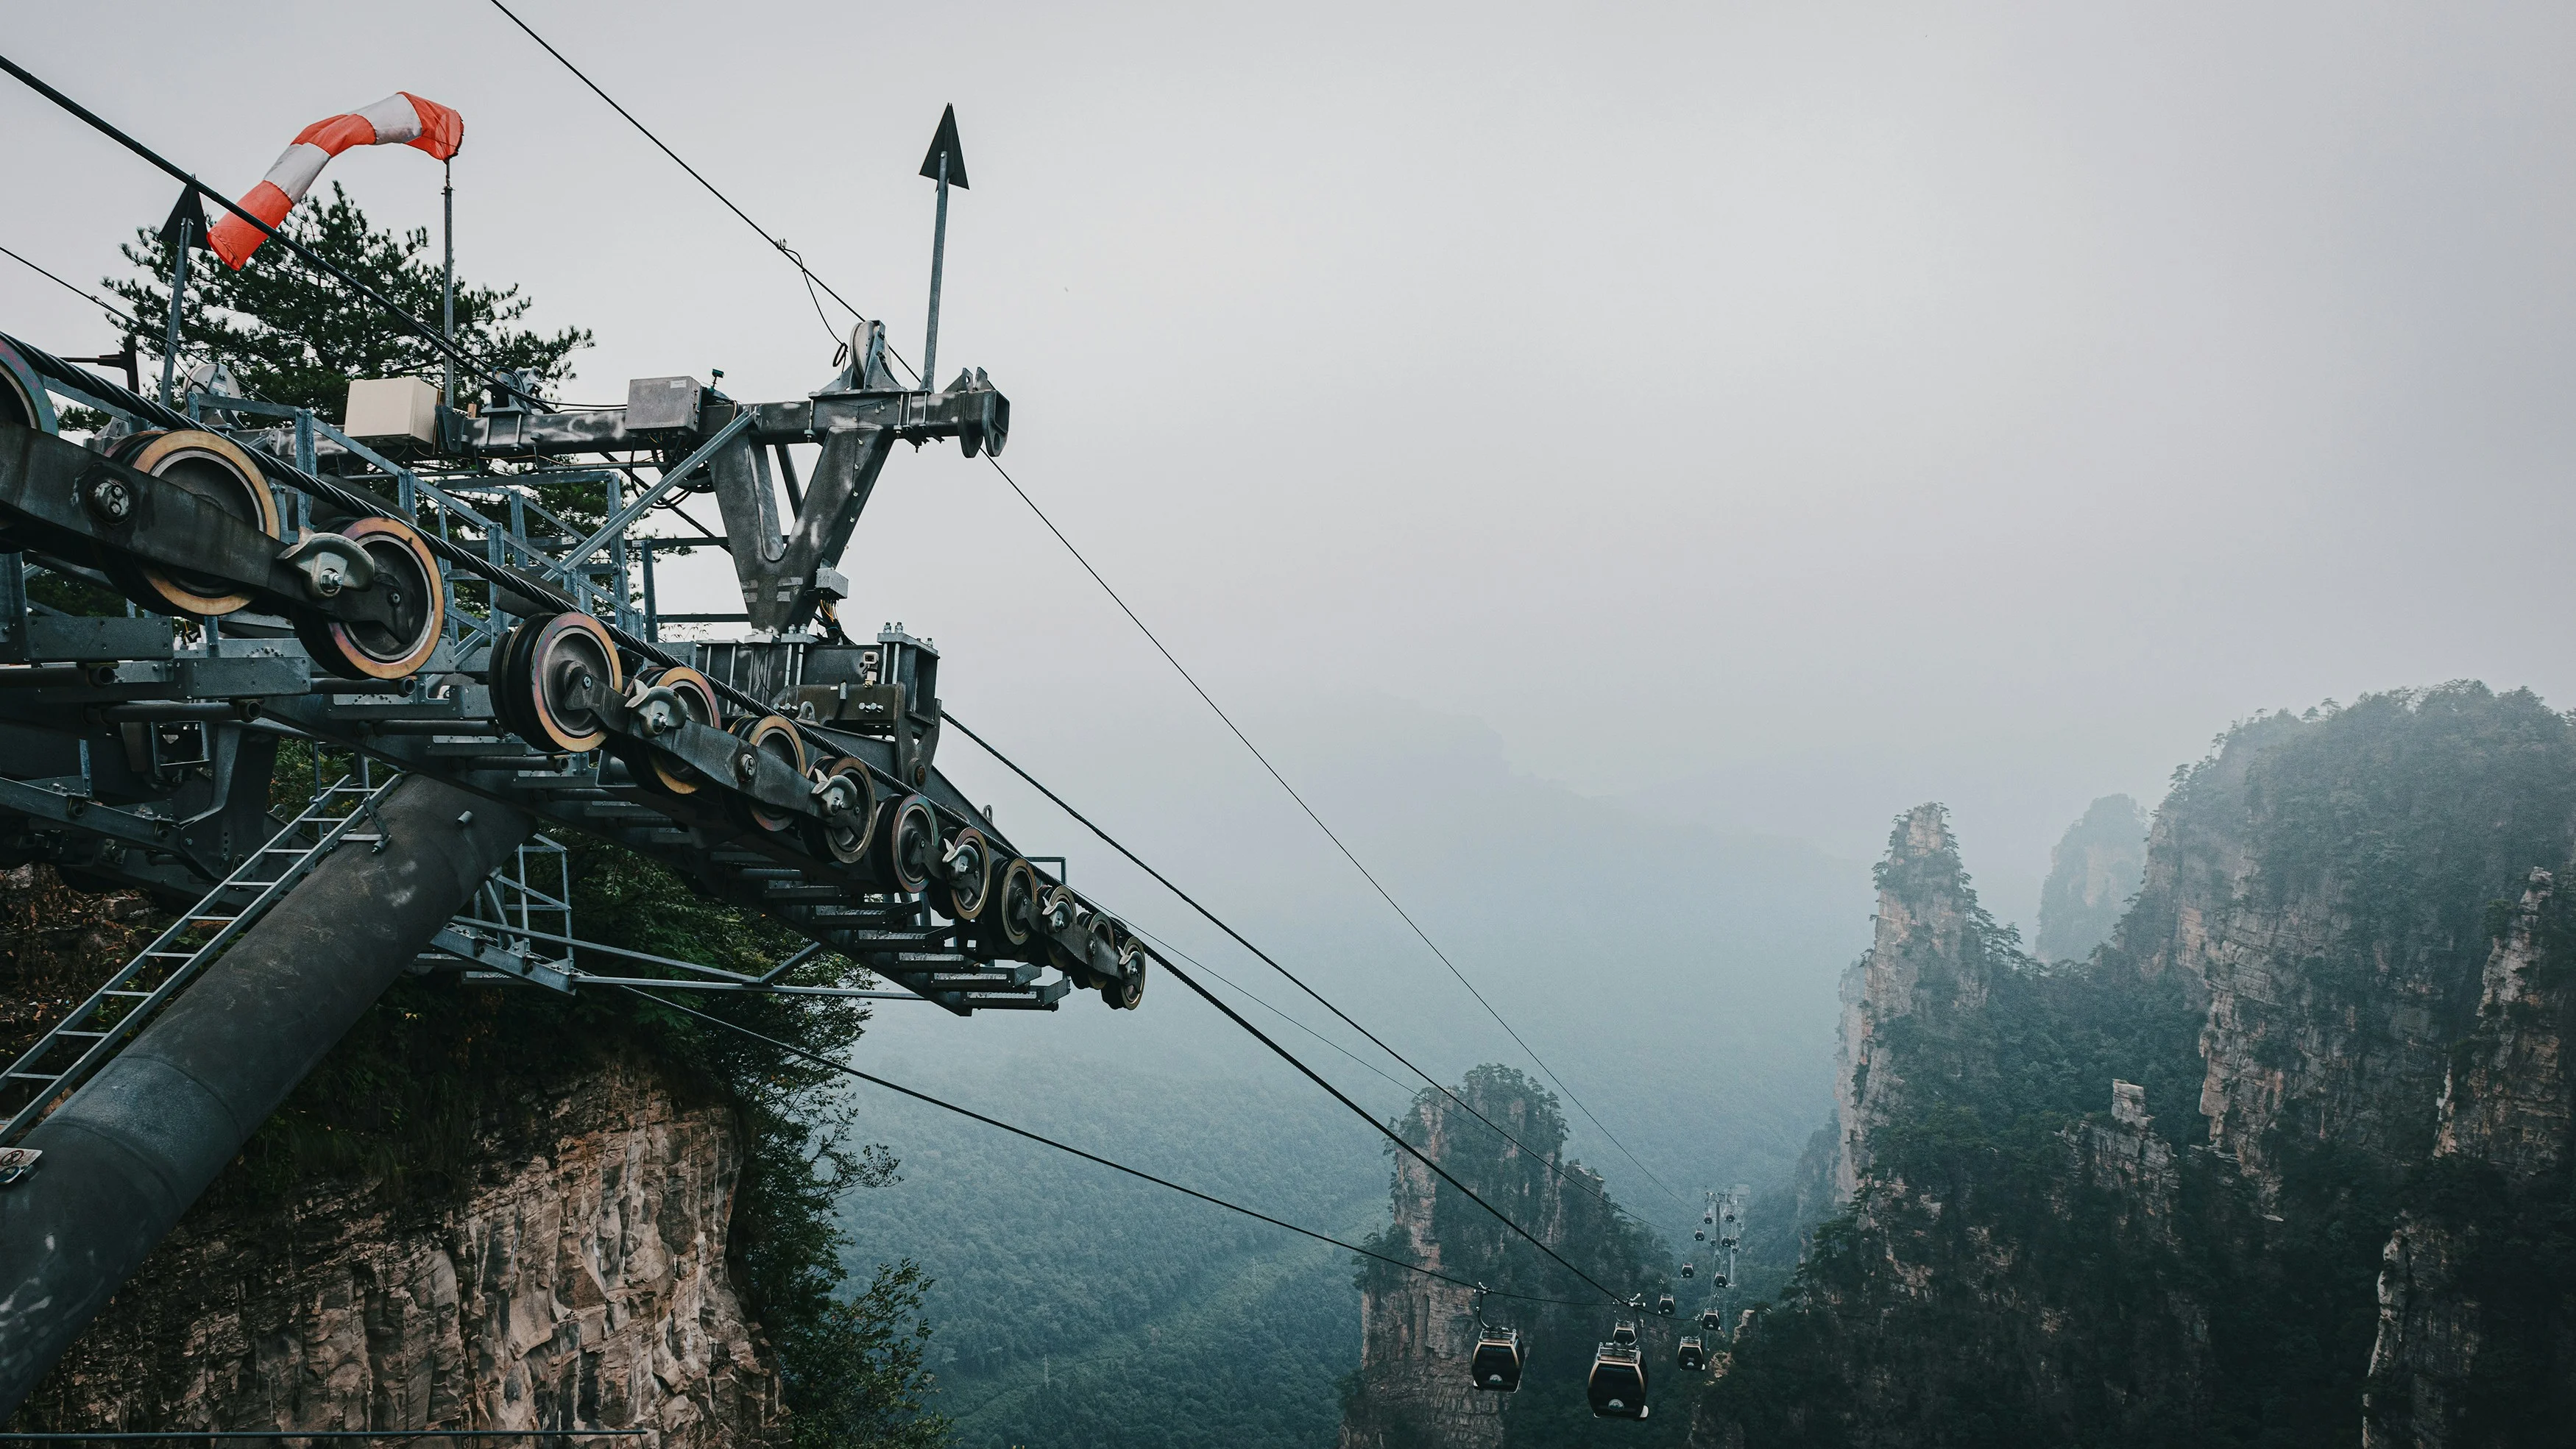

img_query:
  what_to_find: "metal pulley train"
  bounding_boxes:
[0,319,1139,1015]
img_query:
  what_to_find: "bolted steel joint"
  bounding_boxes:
[734,749,760,782]
[82,470,133,525]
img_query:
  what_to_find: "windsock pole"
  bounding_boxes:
[442,161,456,406]
[152,187,208,407]
[157,227,188,407]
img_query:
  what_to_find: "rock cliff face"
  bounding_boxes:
[2034,793,2149,963]
[2364,868,2576,1446]
[1830,804,1995,1202]
[1700,685,2576,1446]
[1702,804,2210,1445]
[15,1051,781,1445]
[0,865,784,1445]
[1338,1066,1674,1449]
[1338,1089,1515,1449]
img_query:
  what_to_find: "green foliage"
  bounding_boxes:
[106,184,589,416]
[1345,1066,1695,1449]
[784,1259,955,1449]
[835,1055,1382,1449]
[1712,684,2576,1447]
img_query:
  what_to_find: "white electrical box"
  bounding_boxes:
[344,376,442,444]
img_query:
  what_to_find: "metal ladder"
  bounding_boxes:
[0,773,403,1147]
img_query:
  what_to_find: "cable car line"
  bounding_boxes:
[610,985,1599,1307]
[1122,921,1420,1105]
[979,456,1687,1208]
[938,711,1632,1303]
[0,242,138,332]
[941,706,1627,1215]
[483,0,919,382]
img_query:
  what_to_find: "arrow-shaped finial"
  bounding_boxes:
[158,186,213,252]
[919,104,969,190]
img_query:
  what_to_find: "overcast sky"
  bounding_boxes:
[7,1,2574,942]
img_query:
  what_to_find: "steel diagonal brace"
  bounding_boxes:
[557,409,754,575]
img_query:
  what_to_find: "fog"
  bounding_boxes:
[7,3,2574,1202]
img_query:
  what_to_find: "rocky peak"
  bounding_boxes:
[1833,803,2006,1203]
[2035,795,2149,963]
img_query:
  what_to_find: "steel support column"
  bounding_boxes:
[0,776,533,1412]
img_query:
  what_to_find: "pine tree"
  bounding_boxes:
[105,183,589,416]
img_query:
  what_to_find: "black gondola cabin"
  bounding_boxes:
[1470,1327,1525,1392]
[1588,1342,1650,1419]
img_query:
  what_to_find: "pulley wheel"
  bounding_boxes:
[618,663,721,795]
[809,756,880,864]
[502,611,623,752]
[296,515,444,680]
[106,430,280,617]
[725,714,810,832]
[875,793,938,895]
[932,825,995,922]
[995,858,1041,949]
[1101,956,1145,1011]
[488,615,548,742]
[1038,885,1093,984]
[1089,913,1123,977]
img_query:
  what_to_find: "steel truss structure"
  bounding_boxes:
[0,316,1149,1112]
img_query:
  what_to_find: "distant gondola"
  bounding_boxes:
[1656,1292,1676,1316]
[1680,1262,1694,1279]
[1471,1325,1526,1392]
[1588,1339,1651,1419]
[1677,1336,1708,1372]
[1699,1308,1723,1331]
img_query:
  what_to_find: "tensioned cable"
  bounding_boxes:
[981,454,1686,1207]
[0,241,136,330]
[938,712,1640,1297]
[1120,919,1415,1103]
[482,0,921,386]
[612,984,1599,1306]
[940,705,1624,1215]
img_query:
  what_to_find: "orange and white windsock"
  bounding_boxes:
[207,93,465,269]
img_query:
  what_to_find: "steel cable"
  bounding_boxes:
[612,984,1603,1306]
[938,710,1635,1304]
[980,453,1688,1207]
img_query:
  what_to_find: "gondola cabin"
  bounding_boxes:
[1588,1341,1650,1419]
[1699,1308,1723,1331]
[1677,1336,1708,1372]
[1470,1327,1525,1392]
[1656,1292,1677,1316]
[1680,1262,1694,1279]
